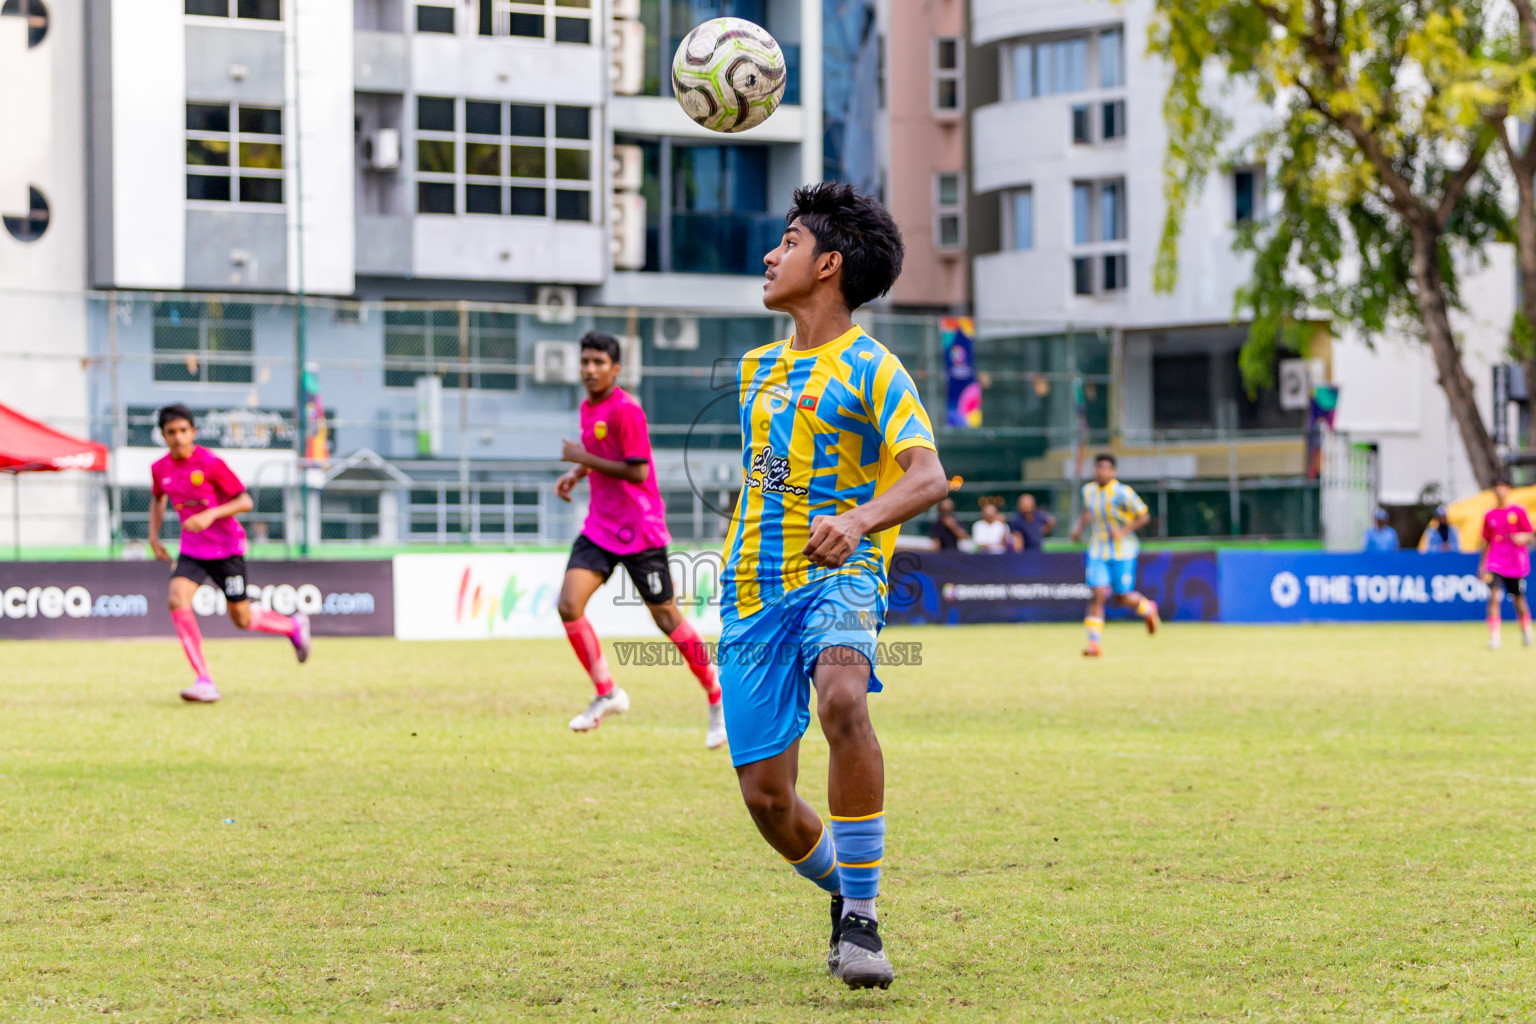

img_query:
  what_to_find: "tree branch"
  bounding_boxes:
[1434,121,1500,229]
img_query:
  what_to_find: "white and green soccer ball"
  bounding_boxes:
[670,17,787,134]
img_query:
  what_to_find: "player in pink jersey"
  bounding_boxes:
[1478,473,1535,651]
[552,332,726,747]
[149,405,311,702]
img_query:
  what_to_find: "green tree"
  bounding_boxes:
[1151,0,1511,488]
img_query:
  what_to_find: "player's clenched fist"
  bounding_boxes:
[554,470,580,502]
[560,438,587,464]
[803,512,863,568]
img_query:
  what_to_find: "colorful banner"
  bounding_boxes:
[1306,384,1339,480]
[392,551,722,640]
[1217,551,1489,622]
[301,363,329,464]
[885,550,1220,626]
[941,316,981,428]
[0,560,394,640]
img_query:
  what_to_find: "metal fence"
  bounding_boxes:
[0,288,1323,555]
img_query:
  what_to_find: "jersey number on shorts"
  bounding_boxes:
[225,575,245,598]
[646,571,662,595]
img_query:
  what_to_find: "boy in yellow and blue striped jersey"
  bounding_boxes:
[720,183,948,991]
[1069,453,1160,656]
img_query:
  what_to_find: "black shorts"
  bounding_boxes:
[172,554,250,602]
[1493,574,1527,598]
[567,534,674,604]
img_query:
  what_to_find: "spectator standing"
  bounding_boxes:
[1363,507,1400,552]
[972,503,1010,554]
[1418,505,1461,553]
[928,497,968,551]
[1009,494,1056,552]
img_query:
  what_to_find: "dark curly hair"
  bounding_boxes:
[786,182,904,311]
[579,330,622,364]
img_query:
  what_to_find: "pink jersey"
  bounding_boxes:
[1483,504,1533,579]
[578,387,670,555]
[152,446,248,561]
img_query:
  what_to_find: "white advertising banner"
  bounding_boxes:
[392,551,723,641]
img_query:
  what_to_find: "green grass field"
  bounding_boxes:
[3,623,1534,1023]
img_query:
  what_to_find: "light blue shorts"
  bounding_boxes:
[1086,555,1137,595]
[718,572,887,768]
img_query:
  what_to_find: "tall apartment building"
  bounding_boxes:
[0,0,825,548]
[873,0,966,312]
[966,0,1516,512]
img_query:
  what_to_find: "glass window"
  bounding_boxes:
[1010,43,1033,100]
[418,96,456,132]
[1072,182,1092,245]
[554,106,590,139]
[1102,99,1125,141]
[1010,189,1033,250]
[1073,256,1093,295]
[1072,104,1091,145]
[937,214,961,248]
[1234,169,1257,223]
[1103,252,1127,291]
[414,98,594,220]
[1099,28,1123,88]
[236,0,279,17]
[934,36,962,111]
[416,4,454,32]
[934,172,963,249]
[383,309,519,390]
[478,0,595,41]
[466,101,502,135]
[1101,180,1124,241]
[186,0,228,14]
[185,102,282,206]
[936,173,960,207]
[153,302,254,384]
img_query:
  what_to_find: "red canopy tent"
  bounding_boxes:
[0,402,109,559]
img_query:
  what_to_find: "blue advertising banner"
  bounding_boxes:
[887,550,1219,626]
[1218,551,1491,623]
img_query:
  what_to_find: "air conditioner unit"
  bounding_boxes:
[618,335,643,389]
[612,144,644,193]
[611,193,647,270]
[655,315,699,351]
[535,285,578,324]
[1278,358,1311,411]
[363,128,401,172]
[610,20,645,95]
[533,340,581,385]
[611,0,640,18]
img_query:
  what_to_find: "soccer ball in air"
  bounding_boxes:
[671,17,787,134]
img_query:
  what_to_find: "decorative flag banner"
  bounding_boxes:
[942,316,981,428]
[1306,384,1340,479]
[301,363,329,465]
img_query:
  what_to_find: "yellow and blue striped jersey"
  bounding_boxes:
[1082,479,1148,561]
[721,326,937,621]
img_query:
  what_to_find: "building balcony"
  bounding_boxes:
[971,0,1123,47]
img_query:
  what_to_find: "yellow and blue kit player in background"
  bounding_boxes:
[1070,452,1160,656]
[720,183,948,991]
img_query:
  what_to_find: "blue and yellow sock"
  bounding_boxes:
[830,812,884,912]
[785,822,841,894]
[1085,616,1104,646]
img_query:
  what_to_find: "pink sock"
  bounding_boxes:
[1522,611,1532,632]
[171,607,211,680]
[563,617,614,696]
[248,607,295,636]
[1489,615,1502,640]
[668,619,721,704]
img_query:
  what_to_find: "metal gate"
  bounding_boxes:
[1320,429,1377,551]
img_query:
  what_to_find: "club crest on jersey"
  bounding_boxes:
[594,421,608,441]
[747,445,807,496]
[190,470,205,486]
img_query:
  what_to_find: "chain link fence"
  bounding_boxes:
[0,288,1318,556]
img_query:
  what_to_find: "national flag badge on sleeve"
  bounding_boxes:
[797,394,818,411]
